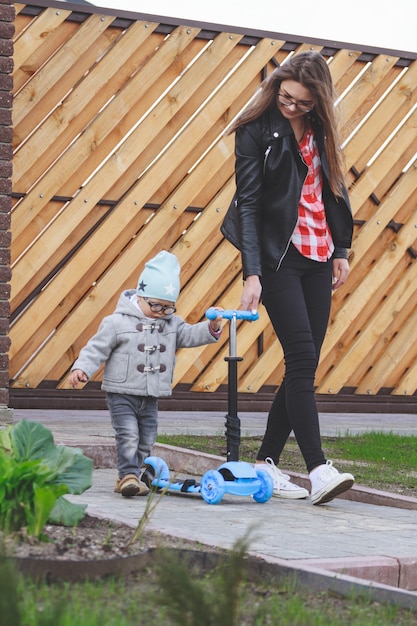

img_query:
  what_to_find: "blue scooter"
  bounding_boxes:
[143,309,273,504]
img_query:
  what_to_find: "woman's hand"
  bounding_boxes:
[332,258,349,290]
[241,275,262,312]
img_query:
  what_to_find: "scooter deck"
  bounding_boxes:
[143,457,274,504]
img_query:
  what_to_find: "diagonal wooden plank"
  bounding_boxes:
[329,48,362,92]
[13,20,161,191]
[11,137,234,382]
[13,13,116,127]
[10,32,282,385]
[343,61,417,172]
[348,107,417,216]
[238,334,284,394]
[356,298,417,395]
[11,31,203,287]
[13,7,71,72]
[11,25,202,261]
[317,207,417,382]
[338,54,399,142]
[393,342,417,395]
[316,251,417,394]
[10,33,272,312]
[105,42,252,201]
[348,163,417,263]
[10,135,233,377]
[10,125,235,379]
[173,255,243,386]
[14,3,26,15]
[13,19,79,95]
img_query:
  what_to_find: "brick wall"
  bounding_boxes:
[0,0,13,422]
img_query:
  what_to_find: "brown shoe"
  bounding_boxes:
[114,474,149,497]
[135,480,150,496]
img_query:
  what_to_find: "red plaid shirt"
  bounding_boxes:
[291,128,334,262]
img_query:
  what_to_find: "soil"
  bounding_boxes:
[1,515,207,562]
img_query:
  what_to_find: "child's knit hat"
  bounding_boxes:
[137,250,180,302]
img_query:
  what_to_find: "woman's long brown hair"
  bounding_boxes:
[228,51,345,196]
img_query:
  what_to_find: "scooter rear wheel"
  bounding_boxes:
[200,469,225,504]
[143,456,170,486]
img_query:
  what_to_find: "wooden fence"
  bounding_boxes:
[9,1,417,410]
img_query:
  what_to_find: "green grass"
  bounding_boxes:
[156,431,417,496]
[335,431,417,464]
[4,554,417,626]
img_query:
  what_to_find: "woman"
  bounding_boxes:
[222,51,354,505]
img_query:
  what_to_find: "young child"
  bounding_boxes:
[69,250,223,497]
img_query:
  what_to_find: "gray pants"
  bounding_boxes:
[105,392,158,479]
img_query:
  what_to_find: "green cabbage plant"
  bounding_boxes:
[0,419,93,538]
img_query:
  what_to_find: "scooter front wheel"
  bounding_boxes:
[252,469,274,503]
[200,469,225,504]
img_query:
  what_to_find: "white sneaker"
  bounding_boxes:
[256,457,309,499]
[310,460,354,505]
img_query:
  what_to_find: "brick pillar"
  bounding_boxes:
[0,0,13,423]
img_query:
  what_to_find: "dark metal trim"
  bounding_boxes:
[11,192,203,214]
[9,385,417,414]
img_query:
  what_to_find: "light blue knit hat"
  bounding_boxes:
[137,251,180,302]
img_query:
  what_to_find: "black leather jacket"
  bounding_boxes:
[221,107,353,279]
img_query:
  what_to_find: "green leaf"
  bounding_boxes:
[8,420,56,461]
[0,420,93,537]
[8,421,93,494]
[0,428,12,453]
[28,483,68,536]
[51,448,93,494]
[48,496,88,526]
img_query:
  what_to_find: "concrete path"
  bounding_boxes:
[11,407,417,441]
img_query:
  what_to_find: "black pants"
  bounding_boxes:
[256,244,333,472]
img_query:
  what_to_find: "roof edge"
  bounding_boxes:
[22,0,417,61]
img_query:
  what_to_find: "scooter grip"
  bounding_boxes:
[205,308,259,321]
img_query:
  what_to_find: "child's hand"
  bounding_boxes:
[69,369,88,387]
[209,307,224,333]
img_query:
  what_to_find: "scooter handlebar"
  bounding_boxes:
[205,308,259,322]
